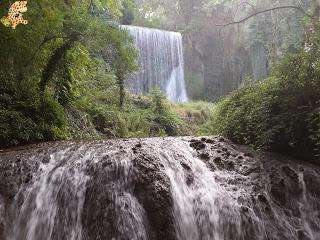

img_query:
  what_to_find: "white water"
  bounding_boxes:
[4,139,320,240]
[8,146,91,240]
[6,143,148,240]
[121,25,188,103]
[155,140,265,240]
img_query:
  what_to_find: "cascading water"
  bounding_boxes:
[7,146,91,240]
[1,137,320,240]
[157,141,253,239]
[121,25,188,103]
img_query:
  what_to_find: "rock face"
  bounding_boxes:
[0,137,319,240]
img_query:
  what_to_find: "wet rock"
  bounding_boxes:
[180,162,194,186]
[133,156,177,240]
[225,160,235,171]
[24,173,32,184]
[1,137,320,240]
[180,162,191,171]
[213,156,224,169]
[132,143,143,154]
[0,156,40,202]
[240,205,250,213]
[270,178,286,205]
[190,140,206,150]
[83,152,177,240]
[297,230,312,240]
[0,197,4,240]
[223,152,231,159]
[257,194,272,213]
[222,147,228,152]
[42,155,50,163]
[199,152,210,160]
[205,139,215,144]
[185,174,194,186]
[244,152,254,158]
[132,147,138,154]
[303,170,320,198]
[282,165,298,180]
[207,163,217,172]
[281,165,302,197]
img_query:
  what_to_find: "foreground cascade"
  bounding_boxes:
[121,25,188,103]
[0,137,320,240]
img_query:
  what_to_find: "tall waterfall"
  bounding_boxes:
[121,25,188,103]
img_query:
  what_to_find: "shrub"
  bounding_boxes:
[0,110,39,146]
[210,49,320,160]
[0,74,67,147]
[146,89,182,136]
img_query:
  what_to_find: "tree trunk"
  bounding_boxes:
[312,0,320,21]
[304,0,320,48]
[118,74,125,111]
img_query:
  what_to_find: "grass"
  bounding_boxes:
[171,101,215,136]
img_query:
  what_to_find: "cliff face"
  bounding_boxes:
[184,19,267,102]
[0,137,319,240]
[182,2,305,102]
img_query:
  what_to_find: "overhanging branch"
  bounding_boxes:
[217,5,313,34]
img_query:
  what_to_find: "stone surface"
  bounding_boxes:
[0,137,320,240]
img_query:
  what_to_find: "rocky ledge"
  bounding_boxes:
[0,137,319,240]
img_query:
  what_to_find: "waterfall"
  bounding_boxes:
[2,138,320,240]
[7,146,91,240]
[121,25,188,103]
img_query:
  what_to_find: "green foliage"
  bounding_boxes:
[0,110,39,146]
[121,0,135,24]
[210,35,320,160]
[77,89,182,139]
[145,89,182,136]
[0,0,138,147]
[172,101,213,136]
[0,72,67,146]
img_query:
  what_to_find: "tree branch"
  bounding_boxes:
[217,5,313,33]
[27,36,66,66]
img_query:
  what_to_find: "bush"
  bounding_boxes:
[0,110,39,146]
[171,101,213,136]
[210,48,320,160]
[79,89,182,139]
[146,89,182,136]
[0,97,67,147]
[0,73,67,147]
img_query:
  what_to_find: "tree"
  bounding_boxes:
[121,0,135,25]
[0,0,138,145]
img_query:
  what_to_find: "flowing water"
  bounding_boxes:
[121,25,188,102]
[158,141,248,239]
[7,146,91,240]
[1,138,319,240]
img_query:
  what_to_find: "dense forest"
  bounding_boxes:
[1,1,320,240]
[0,0,319,161]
